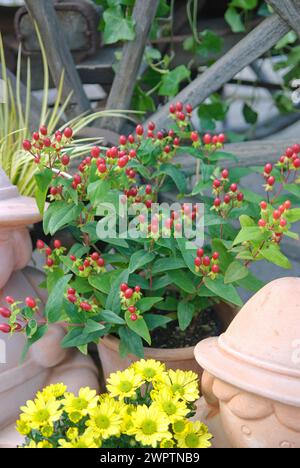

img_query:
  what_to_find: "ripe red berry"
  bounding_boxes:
[33,132,40,141]
[186,104,193,114]
[218,134,226,144]
[260,201,268,210]
[230,183,238,193]
[45,247,52,256]
[68,288,76,295]
[293,144,300,153]
[237,192,244,202]
[197,248,204,258]
[164,145,171,154]
[203,134,212,145]
[267,176,275,186]
[280,219,287,227]
[212,252,220,260]
[70,255,77,262]
[14,323,23,332]
[174,137,180,146]
[293,158,300,168]
[224,194,231,204]
[120,283,128,293]
[130,314,138,322]
[26,297,36,309]
[80,302,92,312]
[145,185,152,195]
[84,259,91,268]
[46,258,54,267]
[44,138,51,147]
[203,256,211,267]
[54,240,61,249]
[212,135,219,145]
[213,179,221,189]
[258,219,267,228]
[191,132,199,142]
[145,200,152,209]
[40,125,48,136]
[0,324,11,334]
[284,200,292,210]
[64,127,73,139]
[214,198,221,207]
[176,112,185,121]
[264,163,273,174]
[5,296,15,305]
[91,146,101,158]
[285,147,294,158]
[194,257,202,267]
[97,258,105,267]
[0,307,11,318]
[118,156,129,168]
[36,240,45,250]
[169,104,176,114]
[148,121,156,131]
[22,140,32,151]
[98,164,107,174]
[91,252,100,261]
[68,295,77,304]
[176,102,183,112]
[222,169,229,179]
[73,174,82,185]
[212,264,220,274]
[128,306,136,314]
[135,286,141,293]
[50,187,58,196]
[136,125,144,136]
[61,155,70,166]
[119,135,127,146]
[273,210,281,220]
[125,289,134,299]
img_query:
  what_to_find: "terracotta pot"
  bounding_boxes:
[98,302,238,381]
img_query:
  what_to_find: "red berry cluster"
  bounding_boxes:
[36,239,65,269]
[120,284,142,321]
[194,250,220,277]
[124,184,154,209]
[258,200,292,244]
[0,296,37,334]
[69,251,106,277]
[169,102,193,127]
[263,144,300,192]
[22,126,73,166]
[66,288,94,312]
[191,131,226,147]
[212,169,244,212]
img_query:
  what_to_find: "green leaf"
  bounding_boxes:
[167,269,196,294]
[89,270,120,294]
[152,257,186,275]
[35,168,53,214]
[128,250,156,274]
[137,297,163,313]
[45,274,72,323]
[159,65,191,97]
[21,325,48,363]
[224,261,249,284]
[225,7,245,32]
[125,312,151,345]
[243,103,258,125]
[178,302,195,331]
[285,208,300,223]
[119,327,144,359]
[261,245,292,269]
[106,269,129,313]
[231,0,258,10]
[98,310,126,325]
[84,320,105,334]
[61,328,107,348]
[87,180,110,205]
[154,163,187,193]
[103,6,136,44]
[144,313,172,331]
[233,227,270,246]
[239,215,255,228]
[204,277,243,307]
[44,202,83,235]
[285,183,300,197]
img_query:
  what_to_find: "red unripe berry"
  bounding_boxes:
[197,248,204,258]
[26,297,36,309]
[267,176,275,186]
[125,288,134,299]
[64,127,73,139]
[68,295,77,304]
[136,125,144,136]
[80,302,92,312]
[135,286,141,293]
[186,104,193,114]
[119,135,127,146]
[54,240,61,249]
[237,192,244,202]
[130,314,138,321]
[194,257,202,267]
[91,146,101,158]
[191,132,199,142]
[169,104,176,114]
[224,194,231,204]
[5,296,15,305]
[222,169,229,179]
[218,134,226,144]
[203,134,212,145]
[230,183,238,193]
[212,264,220,274]
[61,155,70,166]
[0,324,11,334]
[36,240,45,250]
[40,125,48,136]
[258,219,267,228]
[23,140,32,152]
[214,198,221,207]
[273,210,281,220]
[212,252,220,260]
[260,201,268,210]
[264,163,273,174]
[0,307,11,318]
[203,256,211,267]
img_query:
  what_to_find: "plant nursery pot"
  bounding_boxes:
[98,302,238,381]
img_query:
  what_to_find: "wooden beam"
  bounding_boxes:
[102,0,159,133]
[266,0,300,38]
[24,0,91,120]
[147,14,290,129]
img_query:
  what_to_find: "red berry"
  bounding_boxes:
[128,306,136,314]
[64,127,73,139]
[194,257,202,267]
[280,219,287,227]
[91,252,100,261]
[91,146,101,158]
[120,283,128,293]
[44,138,51,147]
[186,104,193,114]
[212,252,219,260]
[45,247,52,256]
[212,264,220,274]
[197,248,204,258]
[84,259,91,268]
[237,192,244,202]
[164,145,171,154]
[73,174,82,185]
[68,295,77,304]
[157,131,164,140]
[70,255,77,262]
[260,201,268,210]
[97,258,105,267]
[218,134,226,144]
[293,144,300,153]
[267,176,275,186]
[224,194,231,204]
[230,183,238,193]
[176,102,183,112]
[176,112,185,121]
[174,137,180,146]
[130,314,138,322]
[213,179,221,189]
[5,296,15,305]
[128,134,135,144]
[0,307,11,318]
[191,132,199,142]
[145,200,152,209]
[118,156,129,168]
[273,210,281,220]
[203,134,212,145]
[293,158,300,169]
[33,132,40,141]
[14,323,23,332]
[136,125,144,136]
[284,200,292,210]
[54,240,61,249]
[145,185,152,195]
[258,219,267,228]
[286,147,294,158]
[214,198,221,207]
[0,324,11,334]
[135,286,141,293]
[212,136,219,145]
[169,104,176,114]
[50,187,58,196]
[55,131,62,141]
[36,240,45,250]
[203,256,211,267]
[148,121,156,131]
[264,163,273,174]
[222,169,229,179]
[68,288,76,295]
[80,302,92,312]
[119,135,127,146]
[125,289,133,299]
[61,155,70,166]
[26,297,36,309]
[40,126,48,136]
[46,258,54,267]
[98,164,107,174]
[22,140,32,151]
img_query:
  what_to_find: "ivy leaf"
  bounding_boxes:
[224,261,249,284]
[103,6,136,44]
[159,65,191,97]
[230,0,258,10]
[178,302,195,331]
[225,7,245,32]
[125,312,151,345]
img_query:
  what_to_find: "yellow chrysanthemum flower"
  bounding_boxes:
[66,427,79,441]
[107,369,144,400]
[37,383,67,401]
[62,388,98,423]
[59,434,99,449]
[155,370,199,402]
[16,419,31,436]
[160,438,175,448]
[85,399,122,440]
[151,388,189,422]
[172,419,188,434]
[41,424,54,438]
[20,397,62,430]
[175,421,212,449]
[133,359,166,382]
[24,440,53,449]
[127,405,171,448]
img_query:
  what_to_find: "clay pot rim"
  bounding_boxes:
[101,334,195,362]
[0,358,44,393]
[195,337,300,408]
[0,197,42,226]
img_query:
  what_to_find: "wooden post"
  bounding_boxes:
[266,0,300,38]
[24,0,91,120]
[102,0,159,133]
[147,14,290,129]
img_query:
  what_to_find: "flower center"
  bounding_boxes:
[185,433,200,448]
[141,419,157,435]
[144,368,156,379]
[172,384,184,395]
[95,415,110,430]
[119,380,133,393]
[35,409,50,422]
[162,401,177,415]
[73,398,88,410]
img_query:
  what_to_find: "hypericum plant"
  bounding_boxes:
[16,360,211,449]
[2,105,300,358]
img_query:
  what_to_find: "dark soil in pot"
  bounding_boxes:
[150,308,222,349]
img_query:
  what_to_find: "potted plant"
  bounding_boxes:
[3,107,300,378]
[16,360,212,449]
